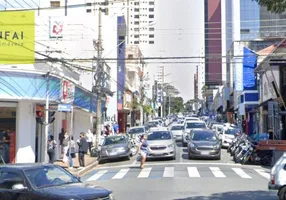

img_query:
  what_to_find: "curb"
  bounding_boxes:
[71,160,99,177]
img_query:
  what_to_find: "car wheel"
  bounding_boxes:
[188,152,192,160]
[216,154,221,160]
[279,186,286,200]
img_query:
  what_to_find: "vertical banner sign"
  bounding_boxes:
[0,11,35,64]
[234,58,243,92]
[60,79,75,104]
[117,16,126,110]
[49,17,64,38]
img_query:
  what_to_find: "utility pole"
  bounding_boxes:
[43,72,50,163]
[95,8,103,148]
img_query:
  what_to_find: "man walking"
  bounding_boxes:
[77,132,88,169]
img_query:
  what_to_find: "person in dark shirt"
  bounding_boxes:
[3,130,11,163]
[77,132,88,169]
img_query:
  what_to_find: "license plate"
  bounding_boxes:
[154,154,163,156]
[201,151,209,155]
[109,152,117,156]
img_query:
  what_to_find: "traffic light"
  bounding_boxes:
[49,111,56,124]
[36,111,44,124]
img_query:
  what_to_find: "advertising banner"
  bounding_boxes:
[60,79,75,104]
[49,17,64,38]
[0,11,35,64]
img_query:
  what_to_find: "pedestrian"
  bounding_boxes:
[62,132,69,163]
[58,128,65,158]
[113,121,119,134]
[47,135,57,164]
[139,134,151,169]
[67,136,76,169]
[77,132,88,169]
[86,129,93,155]
[2,130,11,163]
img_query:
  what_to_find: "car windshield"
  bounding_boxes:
[25,165,79,189]
[226,128,240,135]
[171,126,184,130]
[192,132,217,141]
[186,122,206,129]
[129,128,144,134]
[103,136,127,146]
[147,131,172,140]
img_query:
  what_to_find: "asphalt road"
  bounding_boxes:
[82,141,277,200]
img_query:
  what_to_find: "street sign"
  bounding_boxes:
[58,104,72,112]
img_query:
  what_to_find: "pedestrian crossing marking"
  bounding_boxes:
[112,168,130,179]
[163,167,174,177]
[254,169,270,180]
[209,167,226,178]
[87,170,108,181]
[138,167,152,178]
[232,168,252,179]
[84,167,270,181]
[187,167,200,177]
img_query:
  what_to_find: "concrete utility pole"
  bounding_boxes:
[43,72,50,163]
[95,7,103,148]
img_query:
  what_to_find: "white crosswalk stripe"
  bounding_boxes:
[84,166,269,181]
[254,169,270,180]
[187,167,200,177]
[209,167,226,178]
[163,167,174,177]
[138,167,152,178]
[87,170,108,181]
[232,168,252,179]
[112,168,130,179]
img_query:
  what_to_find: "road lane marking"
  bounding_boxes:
[138,167,152,178]
[87,170,108,181]
[163,167,174,177]
[232,168,252,179]
[254,169,270,180]
[112,168,130,179]
[187,167,200,177]
[210,167,226,178]
[131,159,137,166]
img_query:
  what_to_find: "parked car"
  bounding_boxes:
[182,121,207,147]
[187,129,221,160]
[146,130,176,160]
[221,127,240,148]
[98,135,131,164]
[268,152,286,200]
[128,126,146,139]
[0,163,114,200]
[170,124,184,141]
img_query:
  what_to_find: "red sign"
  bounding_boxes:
[61,79,75,104]
[9,131,16,163]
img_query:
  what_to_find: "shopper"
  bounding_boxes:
[47,135,57,164]
[77,132,88,169]
[67,136,76,169]
[2,130,11,163]
[86,129,94,155]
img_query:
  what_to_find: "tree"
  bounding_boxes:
[253,0,286,13]
[184,99,195,113]
[165,96,184,114]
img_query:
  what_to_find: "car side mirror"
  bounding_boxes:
[12,183,28,191]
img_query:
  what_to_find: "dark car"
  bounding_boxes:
[0,163,114,200]
[187,129,221,160]
[98,135,131,164]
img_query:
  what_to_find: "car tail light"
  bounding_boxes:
[271,175,275,185]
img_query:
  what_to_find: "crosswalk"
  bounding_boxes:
[84,166,270,182]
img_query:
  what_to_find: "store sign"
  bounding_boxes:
[0,11,35,64]
[60,79,75,104]
[49,17,64,38]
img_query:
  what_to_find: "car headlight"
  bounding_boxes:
[167,144,174,148]
[189,143,195,148]
[214,144,220,149]
[109,193,115,200]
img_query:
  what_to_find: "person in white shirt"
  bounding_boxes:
[86,129,94,154]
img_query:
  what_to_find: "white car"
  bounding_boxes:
[170,124,184,141]
[221,127,240,148]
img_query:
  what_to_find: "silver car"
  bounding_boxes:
[170,124,184,141]
[146,130,176,160]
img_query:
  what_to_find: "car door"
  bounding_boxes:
[0,169,31,200]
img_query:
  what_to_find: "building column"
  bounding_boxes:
[54,111,63,160]
[16,101,36,163]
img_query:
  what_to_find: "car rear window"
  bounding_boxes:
[186,122,206,129]
[171,126,184,130]
[147,131,172,140]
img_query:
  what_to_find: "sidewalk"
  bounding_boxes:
[55,154,98,176]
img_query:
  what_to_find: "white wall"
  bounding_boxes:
[16,101,36,163]
[73,109,93,139]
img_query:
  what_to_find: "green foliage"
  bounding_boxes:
[164,96,184,114]
[253,0,286,13]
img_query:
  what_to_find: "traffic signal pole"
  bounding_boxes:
[43,72,50,163]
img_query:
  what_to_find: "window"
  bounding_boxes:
[149,27,154,31]
[134,35,139,38]
[134,21,139,25]
[149,34,154,38]
[86,2,92,6]
[134,2,139,5]
[86,9,92,13]
[134,28,139,31]
[50,1,60,7]
[149,1,154,5]
[149,8,154,12]
[135,8,139,12]
[149,41,154,44]
[134,15,139,18]
[0,171,24,189]
[128,54,133,59]
[134,41,139,44]
[149,15,154,18]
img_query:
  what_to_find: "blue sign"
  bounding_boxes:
[58,104,72,112]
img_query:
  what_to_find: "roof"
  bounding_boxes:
[0,163,54,170]
[171,124,184,126]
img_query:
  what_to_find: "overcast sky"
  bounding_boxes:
[145,0,204,102]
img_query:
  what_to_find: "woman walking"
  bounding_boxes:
[67,136,76,169]
[139,135,151,169]
[47,136,57,164]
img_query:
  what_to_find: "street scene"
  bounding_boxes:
[1,0,286,200]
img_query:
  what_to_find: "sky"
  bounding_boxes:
[145,0,204,102]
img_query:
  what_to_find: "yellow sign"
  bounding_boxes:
[0,11,35,64]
